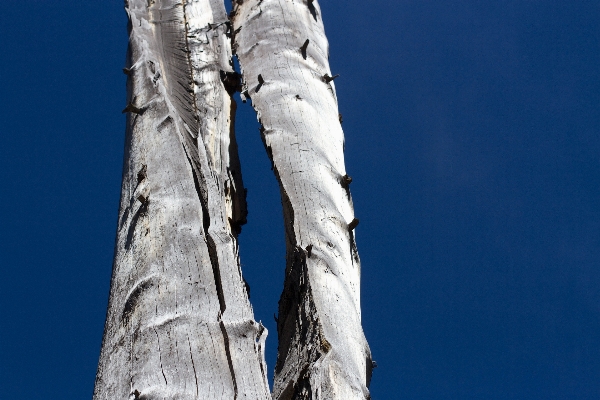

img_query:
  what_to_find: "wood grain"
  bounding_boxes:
[93,1,270,398]
[232,1,373,398]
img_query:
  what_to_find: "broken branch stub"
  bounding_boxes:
[300,38,310,59]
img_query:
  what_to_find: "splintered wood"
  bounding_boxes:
[95,1,371,399]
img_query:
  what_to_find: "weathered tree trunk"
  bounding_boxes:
[93,1,270,398]
[96,0,371,398]
[231,1,373,399]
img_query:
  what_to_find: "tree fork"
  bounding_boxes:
[96,0,371,398]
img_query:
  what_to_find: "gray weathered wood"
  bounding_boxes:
[93,1,270,398]
[231,1,373,398]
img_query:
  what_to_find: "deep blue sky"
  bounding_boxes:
[1,1,599,398]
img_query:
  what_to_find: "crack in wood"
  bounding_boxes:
[219,320,239,400]
[187,335,199,397]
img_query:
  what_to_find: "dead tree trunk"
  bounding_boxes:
[96,0,371,399]
[231,1,373,399]
[93,1,270,398]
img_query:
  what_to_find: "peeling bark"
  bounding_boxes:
[94,1,269,398]
[231,1,373,399]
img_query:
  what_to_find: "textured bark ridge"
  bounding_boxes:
[93,1,270,398]
[231,1,373,399]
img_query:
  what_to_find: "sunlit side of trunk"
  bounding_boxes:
[93,1,270,398]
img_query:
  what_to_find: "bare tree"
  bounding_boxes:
[95,0,371,399]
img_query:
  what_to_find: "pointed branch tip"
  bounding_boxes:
[300,39,309,59]
[306,244,313,258]
[122,103,142,114]
[137,165,147,183]
[323,73,340,83]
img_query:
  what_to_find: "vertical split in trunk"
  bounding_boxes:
[94,1,270,399]
[231,1,373,399]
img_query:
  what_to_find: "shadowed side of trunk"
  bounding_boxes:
[231,1,373,399]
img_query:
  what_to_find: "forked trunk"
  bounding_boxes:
[95,1,371,399]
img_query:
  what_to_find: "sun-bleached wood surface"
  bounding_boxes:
[95,0,371,398]
[231,0,373,398]
[93,1,270,398]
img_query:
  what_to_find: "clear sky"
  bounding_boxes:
[1,1,599,398]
